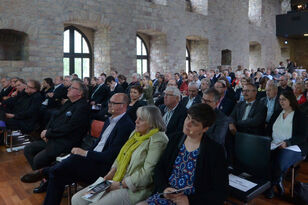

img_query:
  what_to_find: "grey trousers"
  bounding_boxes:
[71,187,132,205]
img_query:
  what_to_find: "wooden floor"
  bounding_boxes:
[0,146,307,205]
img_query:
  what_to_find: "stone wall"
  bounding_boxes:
[0,0,285,80]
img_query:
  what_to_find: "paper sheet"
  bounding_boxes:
[229,174,257,192]
[285,145,301,152]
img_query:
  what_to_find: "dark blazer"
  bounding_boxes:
[207,109,232,145]
[218,96,235,116]
[109,84,125,97]
[153,134,228,205]
[47,84,68,108]
[230,99,267,135]
[87,113,135,165]
[127,100,147,122]
[91,84,110,106]
[3,91,42,132]
[278,86,293,96]
[159,102,187,138]
[0,86,13,101]
[45,98,90,153]
[267,109,308,156]
[260,96,282,120]
[181,95,202,108]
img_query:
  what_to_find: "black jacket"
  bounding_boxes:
[127,100,147,122]
[0,86,13,101]
[159,102,187,138]
[218,96,235,116]
[4,91,42,131]
[91,84,110,106]
[87,113,135,165]
[45,98,90,152]
[267,109,308,156]
[181,95,201,109]
[153,134,228,205]
[230,99,267,135]
[47,84,68,108]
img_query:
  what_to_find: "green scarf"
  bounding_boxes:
[112,128,159,182]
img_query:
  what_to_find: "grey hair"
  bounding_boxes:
[164,86,181,97]
[72,79,88,99]
[64,75,72,80]
[266,80,278,90]
[201,78,210,84]
[294,81,305,92]
[188,82,199,89]
[136,105,166,132]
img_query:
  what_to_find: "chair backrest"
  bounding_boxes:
[90,120,104,138]
[234,132,271,178]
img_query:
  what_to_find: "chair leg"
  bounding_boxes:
[10,134,13,152]
[291,167,295,198]
[67,185,72,205]
[3,130,7,145]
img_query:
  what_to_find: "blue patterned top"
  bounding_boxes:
[146,143,199,205]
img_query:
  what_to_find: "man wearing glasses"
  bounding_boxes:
[21,93,134,205]
[229,83,267,136]
[0,79,42,132]
[22,79,90,192]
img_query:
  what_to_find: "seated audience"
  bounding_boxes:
[127,73,141,93]
[40,78,54,103]
[214,80,235,116]
[0,80,42,132]
[260,81,282,123]
[89,77,98,98]
[141,76,154,105]
[0,76,13,102]
[202,88,232,146]
[180,72,188,96]
[199,78,211,96]
[153,74,166,99]
[257,77,269,100]
[127,85,147,122]
[293,81,307,105]
[46,76,67,109]
[229,83,267,135]
[278,75,293,95]
[140,103,228,205]
[105,75,125,97]
[72,105,168,205]
[118,74,128,91]
[181,82,201,109]
[23,79,89,181]
[21,93,135,205]
[159,86,187,138]
[90,75,110,107]
[265,90,308,198]
[9,78,27,97]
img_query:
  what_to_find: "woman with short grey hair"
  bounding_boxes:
[72,105,169,205]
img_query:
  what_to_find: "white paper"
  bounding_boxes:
[229,174,257,192]
[285,145,301,152]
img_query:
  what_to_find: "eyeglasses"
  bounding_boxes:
[26,85,36,89]
[202,98,214,104]
[108,101,125,105]
[69,86,80,91]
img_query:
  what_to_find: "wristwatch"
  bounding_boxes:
[119,181,123,189]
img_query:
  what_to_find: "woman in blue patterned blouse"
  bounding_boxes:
[137,103,228,205]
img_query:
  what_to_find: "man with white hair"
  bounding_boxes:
[159,86,187,138]
[182,82,201,109]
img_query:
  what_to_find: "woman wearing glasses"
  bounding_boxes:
[266,90,308,198]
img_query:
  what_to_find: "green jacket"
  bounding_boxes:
[112,131,168,204]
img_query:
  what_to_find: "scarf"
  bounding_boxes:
[112,128,159,182]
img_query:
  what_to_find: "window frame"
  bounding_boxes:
[136,35,150,75]
[186,47,191,72]
[63,26,92,78]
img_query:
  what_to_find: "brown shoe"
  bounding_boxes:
[20,170,44,183]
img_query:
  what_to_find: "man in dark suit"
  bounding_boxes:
[21,93,134,205]
[181,82,201,109]
[278,75,293,95]
[90,75,110,108]
[260,81,282,123]
[229,83,267,136]
[0,79,42,132]
[0,77,13,102]
[23,79,90,172]
[45,76,67,109]
[214,80,235,116]
[287,59,295,74]
[202,88,232,146]
[105,75,125,97]
[159,86,187,138]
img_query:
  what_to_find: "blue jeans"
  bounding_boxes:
[271,148,303,183]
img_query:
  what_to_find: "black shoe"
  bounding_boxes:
[276,177,285,196]
[33,180,48,193]
[21,170,44,183]
[265,186,275,199]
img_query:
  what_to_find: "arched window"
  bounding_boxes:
[136,35,149,75]
[186,48,191,73]
[0,29,28,60]
[63,26,92,78]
